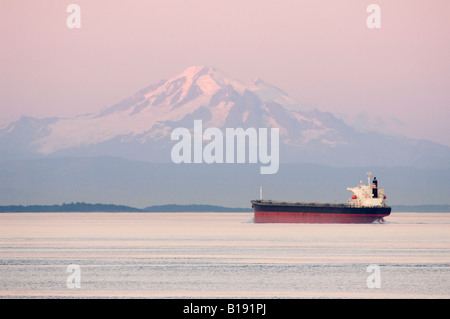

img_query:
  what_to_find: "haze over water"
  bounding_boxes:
[0,212,449,298]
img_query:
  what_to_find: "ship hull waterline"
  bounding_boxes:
[251,201,391,224]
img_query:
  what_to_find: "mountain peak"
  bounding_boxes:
[252,77,265,85]
[178,65,210,78]
[165,66,245,98]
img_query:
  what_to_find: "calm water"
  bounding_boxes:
[0,212,449,298]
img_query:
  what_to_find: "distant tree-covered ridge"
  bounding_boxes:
[142,204,252,212]
[391,204,450,212]
[0,202,141,212]
[0,202,252,213]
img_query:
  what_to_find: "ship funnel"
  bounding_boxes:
[372,177,378,198]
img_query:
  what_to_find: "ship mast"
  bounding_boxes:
[367,172,373,186]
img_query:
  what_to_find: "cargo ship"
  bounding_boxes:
[251,173,391,223]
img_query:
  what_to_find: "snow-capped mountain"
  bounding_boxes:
[1,66,450,167]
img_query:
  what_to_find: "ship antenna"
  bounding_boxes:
[260,186,263,200]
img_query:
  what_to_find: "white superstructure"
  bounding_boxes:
[347,172,388,208]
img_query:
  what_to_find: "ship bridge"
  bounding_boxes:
[347,172,387,208]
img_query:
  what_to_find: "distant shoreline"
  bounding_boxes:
[391,205,450,213]
[0,202,253,213]
[0,202,449,213]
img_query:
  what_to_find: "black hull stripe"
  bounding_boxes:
[252,203,391,215]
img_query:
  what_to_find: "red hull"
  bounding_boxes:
[254,211,386,224]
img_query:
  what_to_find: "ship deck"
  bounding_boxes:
[251,200,350,208]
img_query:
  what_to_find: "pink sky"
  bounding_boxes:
[1,0,449,146]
